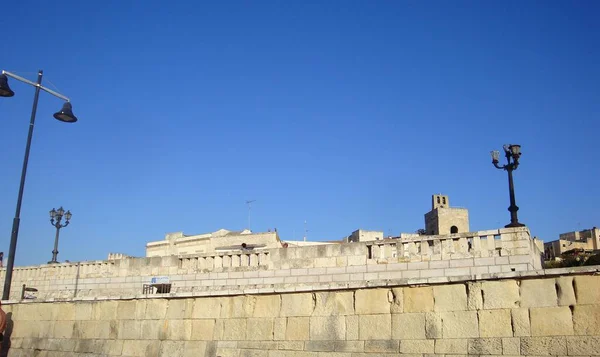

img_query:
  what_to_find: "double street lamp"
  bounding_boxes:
[491,144,525,228]
[0,70,78,300]
[49,207,72,264]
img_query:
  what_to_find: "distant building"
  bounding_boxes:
[346,229,384,243]
[424,194,470,235]
[543,227,600,260]
[146,229,280,257]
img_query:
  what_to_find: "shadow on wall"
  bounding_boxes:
[0,312,13,357]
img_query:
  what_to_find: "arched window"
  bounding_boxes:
[451,226,459,234]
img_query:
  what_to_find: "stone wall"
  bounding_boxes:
[2,269,599,357]
[0,228,542,301]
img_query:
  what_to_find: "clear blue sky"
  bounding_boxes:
[1,1,598,266]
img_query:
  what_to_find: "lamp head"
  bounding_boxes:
[53,102,78,123]
[0,74,15,97]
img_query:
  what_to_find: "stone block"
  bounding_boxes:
[277,341,304,351]
[481,280,520,309]
[160,340,185,357]
[346,315,359,340]
[73,302,94,320]
[184,341,208,357]
[391,313,426,339]
[145,299,168,320]
[365,340,399,353]
[520,336,567,355]
[556,276,576,306]
[167,298,193,319]
[334,341,364,352]
[520,279,557,308]
[222,318,246,340]
[566,336,600,356]
[253,294,281,318]
[359,314,391,340]
[93,300,118,320]
[117,300,137,319]
[404,286,434,312]
[305,340,335,352]
[478,309,512,337]
[467,282,483,310]
[313,291,354,316]
[281,293,314,317]
[122,340,161,357]
[246,318,274,341]
[56,303,75,321]
[190,319,215,340]
[310,316,345,340]
[286,317,309,340]
[192,297,221,319]
[119,320,142,340]
[530,307,574,336]
[167,319,192,340]
[425,312,442,339]
[52,321,74,339]
[141,319,163,340]
[441,311,479,338]
[390,288,403,313]
[435,339,467,354]
[511,308,531,336]
[572,304,600,335]
[400,339,435,354]
[433,284,467,311]
[503,337,520,355]
[574,275,600,304]
[468,338,502,355]
[355,289,391,314]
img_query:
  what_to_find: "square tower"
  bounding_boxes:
[424,194,469,235]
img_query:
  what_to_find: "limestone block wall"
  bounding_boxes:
[0,228,542,301]
[2,271,599,357]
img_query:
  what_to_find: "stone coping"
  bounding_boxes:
[3,265,598,305]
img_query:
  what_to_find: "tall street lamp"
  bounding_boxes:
[491,144,525,228]
[0,70,78,300]
[49,207,72,264]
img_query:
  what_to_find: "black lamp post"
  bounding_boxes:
[491,144,525,228]
[49,207,72,264]
[0,70,78,300]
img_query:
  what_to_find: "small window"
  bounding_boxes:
[443,197,446,204]
[437,197,441,204]
[450,226,458,234]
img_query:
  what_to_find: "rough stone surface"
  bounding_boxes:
[441,311,479,338]
[309,316,345,340]
[468,337,503,355]
[511,308,531,337]
[555,276,577,306]
[401,339,435,354]
[574,275,600,304]
[359,314,391,340]
[286,317,309,340]
[364,340,399,353]
[530,307,574,336]
[434,339,467,354]
[481,280,520,309]
[355,289,390,315]
[566,336,600,356]
[572,304,600,335]
[281,293,315,317]
[520,279,557,308]
[433,284,467,311]
[313,292,354,316]
[478,309,513,337]
[404,286,434,312]
[520,336,567,355]
[391,313,426,339]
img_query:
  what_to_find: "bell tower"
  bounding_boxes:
[424,194,469,235]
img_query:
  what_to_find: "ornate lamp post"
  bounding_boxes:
[491,144,525,228]
[49,207,72,264]
[0,70,78,300]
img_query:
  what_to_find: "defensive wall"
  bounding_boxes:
[0,228,542,301]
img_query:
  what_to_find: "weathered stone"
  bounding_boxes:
[253,294,281,318]
[246,318,274,341]
[346,315,359,340]
[145,299,168,319]
[281,293,314,317]
[502,337,520,355]
[118,320,142,339]
[574,275,600,304]
[334,341,364,352]
[400,339,435,354]
[572,304,600,335]
[310,316,345,340]
[166,298,193,319]
[556,276,576,306]
[434,338,467,354]
[116,300,137,319]
[433,284,467,311]
[566,336,600,356]
[192,297,221,318]
[391,313,426,339]
[222,318,246,340]
[520,279,557,308]
[467,338,502,355]
[390,288,403,313]
[122,340,161,357]
[404,286,434,312]
[166,319,192,340]
[277,341,305,351]
[355,289,391,314]
[481,280,520,309]
[520,336,567,355]
[305,340,335,352]
[183,341,208,357]
[286,317,309,340]
[530,306,574,336]
[160,340,185,357]
[425,312,443,339]
[511,308,530,336]
[478,309,512,337]
[365,340,399,353]
[441,311,479,338]
[359,314,391,340]
[273,317,286,340]
[313,291,354,316]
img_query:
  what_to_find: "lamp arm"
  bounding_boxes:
[62,221,70,228]
[492,161,506,170]
[2,70,71,102]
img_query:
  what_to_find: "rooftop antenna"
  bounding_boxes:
[246,200,256,231]
[304,220,307,242]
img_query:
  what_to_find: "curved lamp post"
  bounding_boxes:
[491,144,525,228]
[49,207,72,264]
[0,70,78,300]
